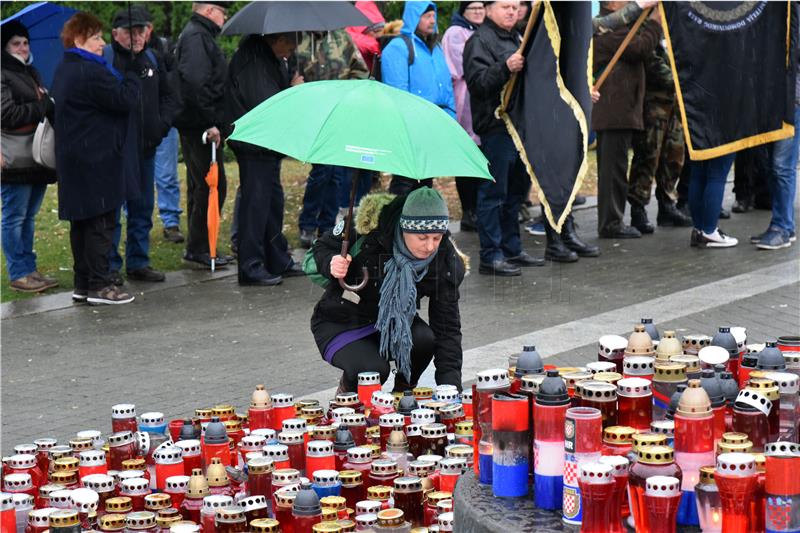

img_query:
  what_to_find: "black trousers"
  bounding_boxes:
[596,129,634,234]
[237,154,292,278]
[734,146,773,208]
[388,176,433,195]
[70,210,116,291]
[179,131,227,255]
[455,176,478,212]
[332,317,436,393]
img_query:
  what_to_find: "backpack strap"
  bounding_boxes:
[399,33,415,66]
[102,44,115,66]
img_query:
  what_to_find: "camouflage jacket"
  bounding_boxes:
[292,30,369,82]
[593,2,643,36]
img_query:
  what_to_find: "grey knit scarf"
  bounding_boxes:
[375,223,438,382]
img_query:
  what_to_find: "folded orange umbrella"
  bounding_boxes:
[204,135,220,272]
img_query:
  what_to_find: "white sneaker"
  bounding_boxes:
[700,228,738,248]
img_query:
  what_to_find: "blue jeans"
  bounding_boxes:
[299,164,347,234]
[1,183,46,280]
[688,154,736,234]
[477,133,527,263]
[110,157,156,272]
[770,105,800,233]
[154,127,182,228]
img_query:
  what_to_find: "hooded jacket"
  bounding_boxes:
[347,1,385,73]
[0,51,56,184]
[443,12,480,144]
[381,2,456,119]
[463,17,520,137]
[310,194,466,388]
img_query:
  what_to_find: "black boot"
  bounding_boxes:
[545,221,578,263]
[630,204,655,234]
[561,215,600,257]
[656,201,692,227]
[460,209,477,232]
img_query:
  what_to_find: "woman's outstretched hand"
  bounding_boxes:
[330,254,352,279]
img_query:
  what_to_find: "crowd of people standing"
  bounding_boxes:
[1,1,797,303]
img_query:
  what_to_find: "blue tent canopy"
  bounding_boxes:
[1,2,77,88]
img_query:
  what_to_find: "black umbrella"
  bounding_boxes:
[221,1,372,36]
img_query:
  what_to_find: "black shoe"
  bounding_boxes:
[238,273,283,286]
[506,251,545,267]
[282,263,306,278]
[690,228,702,247]
[545,221,578,262]
[127,266,166,282]
[657,201,693,227]
[109,270,124,286]
[299,229,315,249]
[731,199,751,213]
[630,205,654,234]
[676,201,691,218]
[719,207,731,219]
[573,195,587,206]
[184,251,229,269]
[87,285,135,305]
[163,226,185,243]
[460,210,478,232]
[478,260,521,276]
[560,215,599,257]
[599,225,642,239]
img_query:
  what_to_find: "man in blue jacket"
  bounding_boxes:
[381,2,456,195]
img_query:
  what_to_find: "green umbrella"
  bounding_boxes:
[229,79,492,292]
[229,79,492,180]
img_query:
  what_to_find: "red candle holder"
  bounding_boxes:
[623,356,655,382]
[270,394,295,432]
[576,462,615,533]
[599,454,630,533]
[378,413,405,451]
[358,372,382,409]
[617,378,652,431]
[578,381,618,428]
[732,389,772,452]
[263,444,292,470]
[164,474,189,509]
[278,431,305,475]
[153,446,184,492]
[111,404,138,434]
[341,413,368,447]
[598,335,627,374]
[305,440,335,478]
[716,452,757,533]
[643,475,682,533]
[249,384,273,432]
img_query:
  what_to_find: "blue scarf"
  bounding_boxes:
[66,47,123,81]
[375,223,438,382]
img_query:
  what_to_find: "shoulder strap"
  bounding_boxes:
[145,48,159,72]
[102,44,114,66]
[399,34,415,66]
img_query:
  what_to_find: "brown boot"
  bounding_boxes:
[31,271,59,289]
[10,275,48,293]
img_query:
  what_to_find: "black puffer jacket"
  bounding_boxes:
[226,35,290,158]
[0,51,56,184]
[463,18,521,137]
[173,13,227,133]
[310,195,466,388]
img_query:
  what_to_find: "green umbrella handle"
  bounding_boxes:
[338,169,369,292]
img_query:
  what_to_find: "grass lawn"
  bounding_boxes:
[1,151,598,303]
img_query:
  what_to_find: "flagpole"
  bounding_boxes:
[499,0,543,113]
[592,7,653,92]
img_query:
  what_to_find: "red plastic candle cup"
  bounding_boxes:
[765,442,800,533]
[80,473,115,513]
[643,476,682,533]
[168,419,184,442]
[369,392,396,426]
[153,446,184,492]
[164,475,189,509]
[578,381,618,428]
[273,488,297,532]
[271,469,301,500]
[438,458,466,495]
[263,444,292,470]
[249,384,274,432]
[305,440,335,478]
[278,431,306,475]
[617,378,652,431]
[107,431,137,471]
[716,452,757,533]
[247,456,275,500]
[673,380,714,496]
[599,455,630,533]
[174,439,201,476]
[341,413,368,447]
[462,389,473,419]
[598,335,628,374]
[77,450,108,480]
[565,407,603,455]
[0,494,16,533]
[358,372,382,409]
[34,438,58,474]
[378,413,405,451]
[270,393,295,432]
[576,462,615,533]
[732,389,772,452]
[111,404,138,434]
[6,453,46,492]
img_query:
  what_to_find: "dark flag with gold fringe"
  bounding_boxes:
[661,1,795,161]
[498,1,592,232]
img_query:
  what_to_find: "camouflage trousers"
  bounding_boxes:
[628,97,686,207]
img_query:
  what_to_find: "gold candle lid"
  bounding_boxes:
[321,509,339,522]
[214,506,245,522]
[747,378,780,401]
[753,453,766,472]
[454,421,473,435]
[247,457,275,474]
[53,457,79,472]
[320,496,347,511]
[155,512,181,528]
[654,363,687,383]
[250,518,281,533]
[195,408,213,418]
[410,529,430,533]
[593,372,623,385]
[413,387,433,400]
[144,493,172,511]
[603,426,637,445]
[224,419,242,433]
[99,513,127,531]
[376,508,405,527]
[49,509,80,528]
[365,444,382,459]
[105,496,133,513]
[186,468,210,498]
[69,438,94,453]
[339,470,362,484]
[638,445,674,465]
[313,521,343,533]
[365,426,380,440]
[49,470,78,485]
[212,404,235,417]
[632,432,667,452]
[313,425,336,440]
[721,432,749,444]
[122,458,146,471]
[699,465,716,485]
[206,457,229,487]
[556,367,582,376]
[425,491,453,505]
[718,439,753,455]
[338,519,356,532]
[655,331,683,361]
[670,355,700,372]
[367,485,392,500]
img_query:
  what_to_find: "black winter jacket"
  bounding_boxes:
[310,196,466,388]
[173,13,227,133]
[463,18,521,137]
[0,52,56,184]
[226,35,290,158]
[51,52,140,221]
[107,41,180,157]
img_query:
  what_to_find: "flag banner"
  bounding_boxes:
[498,1,592,232]
[661,1,794,161]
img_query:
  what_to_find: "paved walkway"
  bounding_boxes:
[2,190,798,452]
